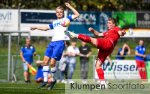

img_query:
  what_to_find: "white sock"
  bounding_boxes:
[43,72,48,82]
[43,66,49,82]
[51,67,56,81]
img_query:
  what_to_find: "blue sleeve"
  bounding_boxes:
[118,48,122,52]
[67,15,73,21]
[135,46,138,51]
[117,48,122,55]
[49,23,54,29]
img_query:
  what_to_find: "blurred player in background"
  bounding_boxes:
[79,41,92,83]
[116,43,131,60]
[20,38,36,83]
[35,63,43,83]
[67,18,126,87]
[30,3,79,89]
[35,61,51,85]
[135,40,147,82]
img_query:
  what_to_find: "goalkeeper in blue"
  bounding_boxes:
[31,3,79,90]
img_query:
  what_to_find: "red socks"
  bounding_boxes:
[78,34,91,43]
[96,68,104,80]
[139,70,147,80]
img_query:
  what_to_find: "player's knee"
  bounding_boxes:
[95,60,103,69]
[43,60,49,65]
[138,68,142,71]
[36,78,43,83]
[142,68,146,71]
[50,62,56,67]
[96,66,100,69]
[95,63,101,69]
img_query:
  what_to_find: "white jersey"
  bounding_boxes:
[49,16,73,41]
[67,46,80,64]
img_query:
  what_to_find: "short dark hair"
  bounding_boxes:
[108,18,116,25]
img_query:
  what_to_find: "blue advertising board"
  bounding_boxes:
[68,11,111,36]
[21,12,56,24]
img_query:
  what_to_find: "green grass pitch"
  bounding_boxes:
[0,80,150,94]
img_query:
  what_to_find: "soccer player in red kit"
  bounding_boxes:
[67,18,126,84]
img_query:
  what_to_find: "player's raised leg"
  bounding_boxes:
[67,31,98,47]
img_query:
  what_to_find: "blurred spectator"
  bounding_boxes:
[116,43,131,60]
[135,40,147,81]
[58,41,70,83]
[67,41,80,83]
[20,38,36,83]
[79,42,92,83]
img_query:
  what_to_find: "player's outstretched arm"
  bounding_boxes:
[65,3,79,19]
[30,25,50,31]
[88,27,104,37]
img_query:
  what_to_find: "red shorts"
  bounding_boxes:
[136,60,146,68]
[96,38,114,63]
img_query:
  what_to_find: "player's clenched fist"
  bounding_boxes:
[119,29,126,36]
[88,27,94,32]
[65,3,71,7]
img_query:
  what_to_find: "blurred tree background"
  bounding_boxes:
[0,0,149,11]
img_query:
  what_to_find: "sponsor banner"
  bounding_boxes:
[124,28,150,37]
[20,9,66,36]
[137,12,150,28]
[94,60,140,79]
[68,12,111,36]
[68,11,99,36]
[21,10,56,24]
[112,12,136,29]
[0,9,18,32]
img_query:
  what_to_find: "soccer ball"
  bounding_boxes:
[61,18,70,27]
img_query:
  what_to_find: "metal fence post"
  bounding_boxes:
[8,34,11,81]
[11,55,14,81]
